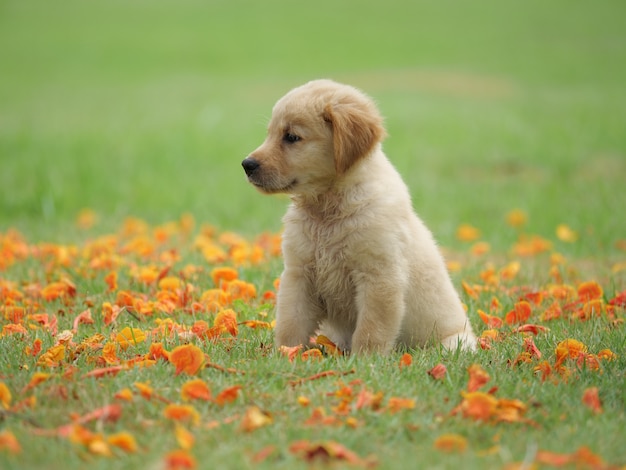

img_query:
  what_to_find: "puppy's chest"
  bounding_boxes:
[299,219,356,310]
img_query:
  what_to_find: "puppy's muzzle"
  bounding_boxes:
[242,157,260,177]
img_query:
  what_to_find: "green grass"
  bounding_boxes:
[1,0,626,468]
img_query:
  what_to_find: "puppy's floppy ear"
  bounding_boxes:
[323,95,386,175]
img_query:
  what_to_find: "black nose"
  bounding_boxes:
[242,157,260,177]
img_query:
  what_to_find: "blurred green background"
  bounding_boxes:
[1,0,625,252]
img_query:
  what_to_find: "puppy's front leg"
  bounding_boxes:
[351,276,406,354]
[274,267,322,348]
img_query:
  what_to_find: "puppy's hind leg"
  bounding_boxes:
[440,330,477,352]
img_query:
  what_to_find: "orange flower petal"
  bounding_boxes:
[169,344,206,376]
[214,309,238,336]
[181,379,212,402]
[427,363,447,380]
[101,342,119,365]
[84,365,127,379]
[478,309,503,328]
[523,336,542,359]
[41,279,76,301]
[315,335,342,356]
[0,382,11,409]
[146,342,170,361]
[514,324,549,335]
[541,302,563,321]
[289,440,371,466]
[301,349,323,361]
[500,261,521,281]
[434,433,468,453]
[210,267,238,287]
[495,398,527,423]
[239,406,273,432]
[577,281,603,302]
[556,224,578,243]
[224,279,256,301]
[387,397,415,413]
[535,450,572,467]
[571,446,605,468]
[0,430,21,454]
[107,431,138,453]
[134,382,153,400]
[115,327,146,350]
[456,224,481,242]
[22,372,51,393]
[555,339,587,366]
[214,385,242,406]
[164,449,197,470]
[175,423,195,450]
[279,345,303,362]
[104,271,118,291]
[114,388,134,401]
[582,387,602,414]
[163,404,200,425]
[36,344,66,367]
[597,349,617,361]
[399,353,413,368]
[460,391,498,421]
[157,275,179,291]
[504,301,532,325]
[505,209,527,228]
[467,364,490,392]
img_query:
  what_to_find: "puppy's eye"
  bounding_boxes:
[283,133,301,143]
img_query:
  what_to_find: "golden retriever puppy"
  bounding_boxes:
[242,79,476,354]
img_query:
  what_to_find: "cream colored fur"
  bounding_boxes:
[242,79,476,354]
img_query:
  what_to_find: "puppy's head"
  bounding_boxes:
[242,79,386,196]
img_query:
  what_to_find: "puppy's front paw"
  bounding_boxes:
[351,335,394,355]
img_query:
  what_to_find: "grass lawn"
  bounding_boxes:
[1,0,625,468]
